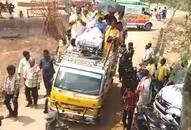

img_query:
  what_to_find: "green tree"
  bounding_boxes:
[181,1,191,129]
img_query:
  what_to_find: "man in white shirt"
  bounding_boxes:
[69,7,86,46]
[18,51,30,77]
[23,58,41,107]
[142,43,154,67]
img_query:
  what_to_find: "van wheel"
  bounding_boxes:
[144,23,152,31]
[137,25,142,29]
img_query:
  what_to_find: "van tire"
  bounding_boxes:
[144,23,152,31]
[137,25,143,29]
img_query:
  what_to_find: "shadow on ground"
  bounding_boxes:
[16,115,35,126]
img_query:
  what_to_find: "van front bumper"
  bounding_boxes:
[49,106,98,124]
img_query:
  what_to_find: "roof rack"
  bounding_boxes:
[62,51,105,69]
[60,41,115,70]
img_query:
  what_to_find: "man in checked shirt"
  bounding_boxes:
[23,58,41,107]
[2,65,20,118]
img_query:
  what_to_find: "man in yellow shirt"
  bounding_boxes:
[103,18,119,55]
[146,59,156,78]
[155,58,167,85]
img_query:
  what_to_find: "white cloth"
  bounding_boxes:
[69,14,86,39]
[75,27,103,49]
[23,65,40,88]
[86,19,96,29]
[18,57,30,75]
[137,76,152,106]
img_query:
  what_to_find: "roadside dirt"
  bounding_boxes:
[0,36,57,89]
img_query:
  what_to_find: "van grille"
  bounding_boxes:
[155,103,167,115]
[60,103,86,112]
[156,97,171,108]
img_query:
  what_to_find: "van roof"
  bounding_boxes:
[117,1,149,8]
[60,60,105,74]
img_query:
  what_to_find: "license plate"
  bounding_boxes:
[68,114,79,120]
[68,114,74,118]
[73,115,80,120]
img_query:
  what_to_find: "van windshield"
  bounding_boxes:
[54,67,102,95]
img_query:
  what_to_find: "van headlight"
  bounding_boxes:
[166,108,181,117]
[86,108,97,115]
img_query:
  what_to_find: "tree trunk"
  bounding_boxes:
[181,64,191,130]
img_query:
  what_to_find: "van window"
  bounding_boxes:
[125,6,141,14]
[54,67,103,95]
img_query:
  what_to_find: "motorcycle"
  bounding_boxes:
[134,107,179,130]
[45,101,69,130]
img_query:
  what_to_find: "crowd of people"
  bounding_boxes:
[2,49,55,118]
[152,6,167,21]
[58,4,128,56]
[119,41,188,130]
[0,3,187,130]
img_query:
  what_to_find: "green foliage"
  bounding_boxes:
[181,19,191,66]
[148,0,178,7]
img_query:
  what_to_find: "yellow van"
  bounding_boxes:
[48,48,116,124]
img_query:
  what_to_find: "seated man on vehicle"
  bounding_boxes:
[94,16,107,33]
[86,15,107,34]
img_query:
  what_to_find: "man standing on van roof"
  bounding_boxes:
[18,51,30,77]
[69,7,86,46]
